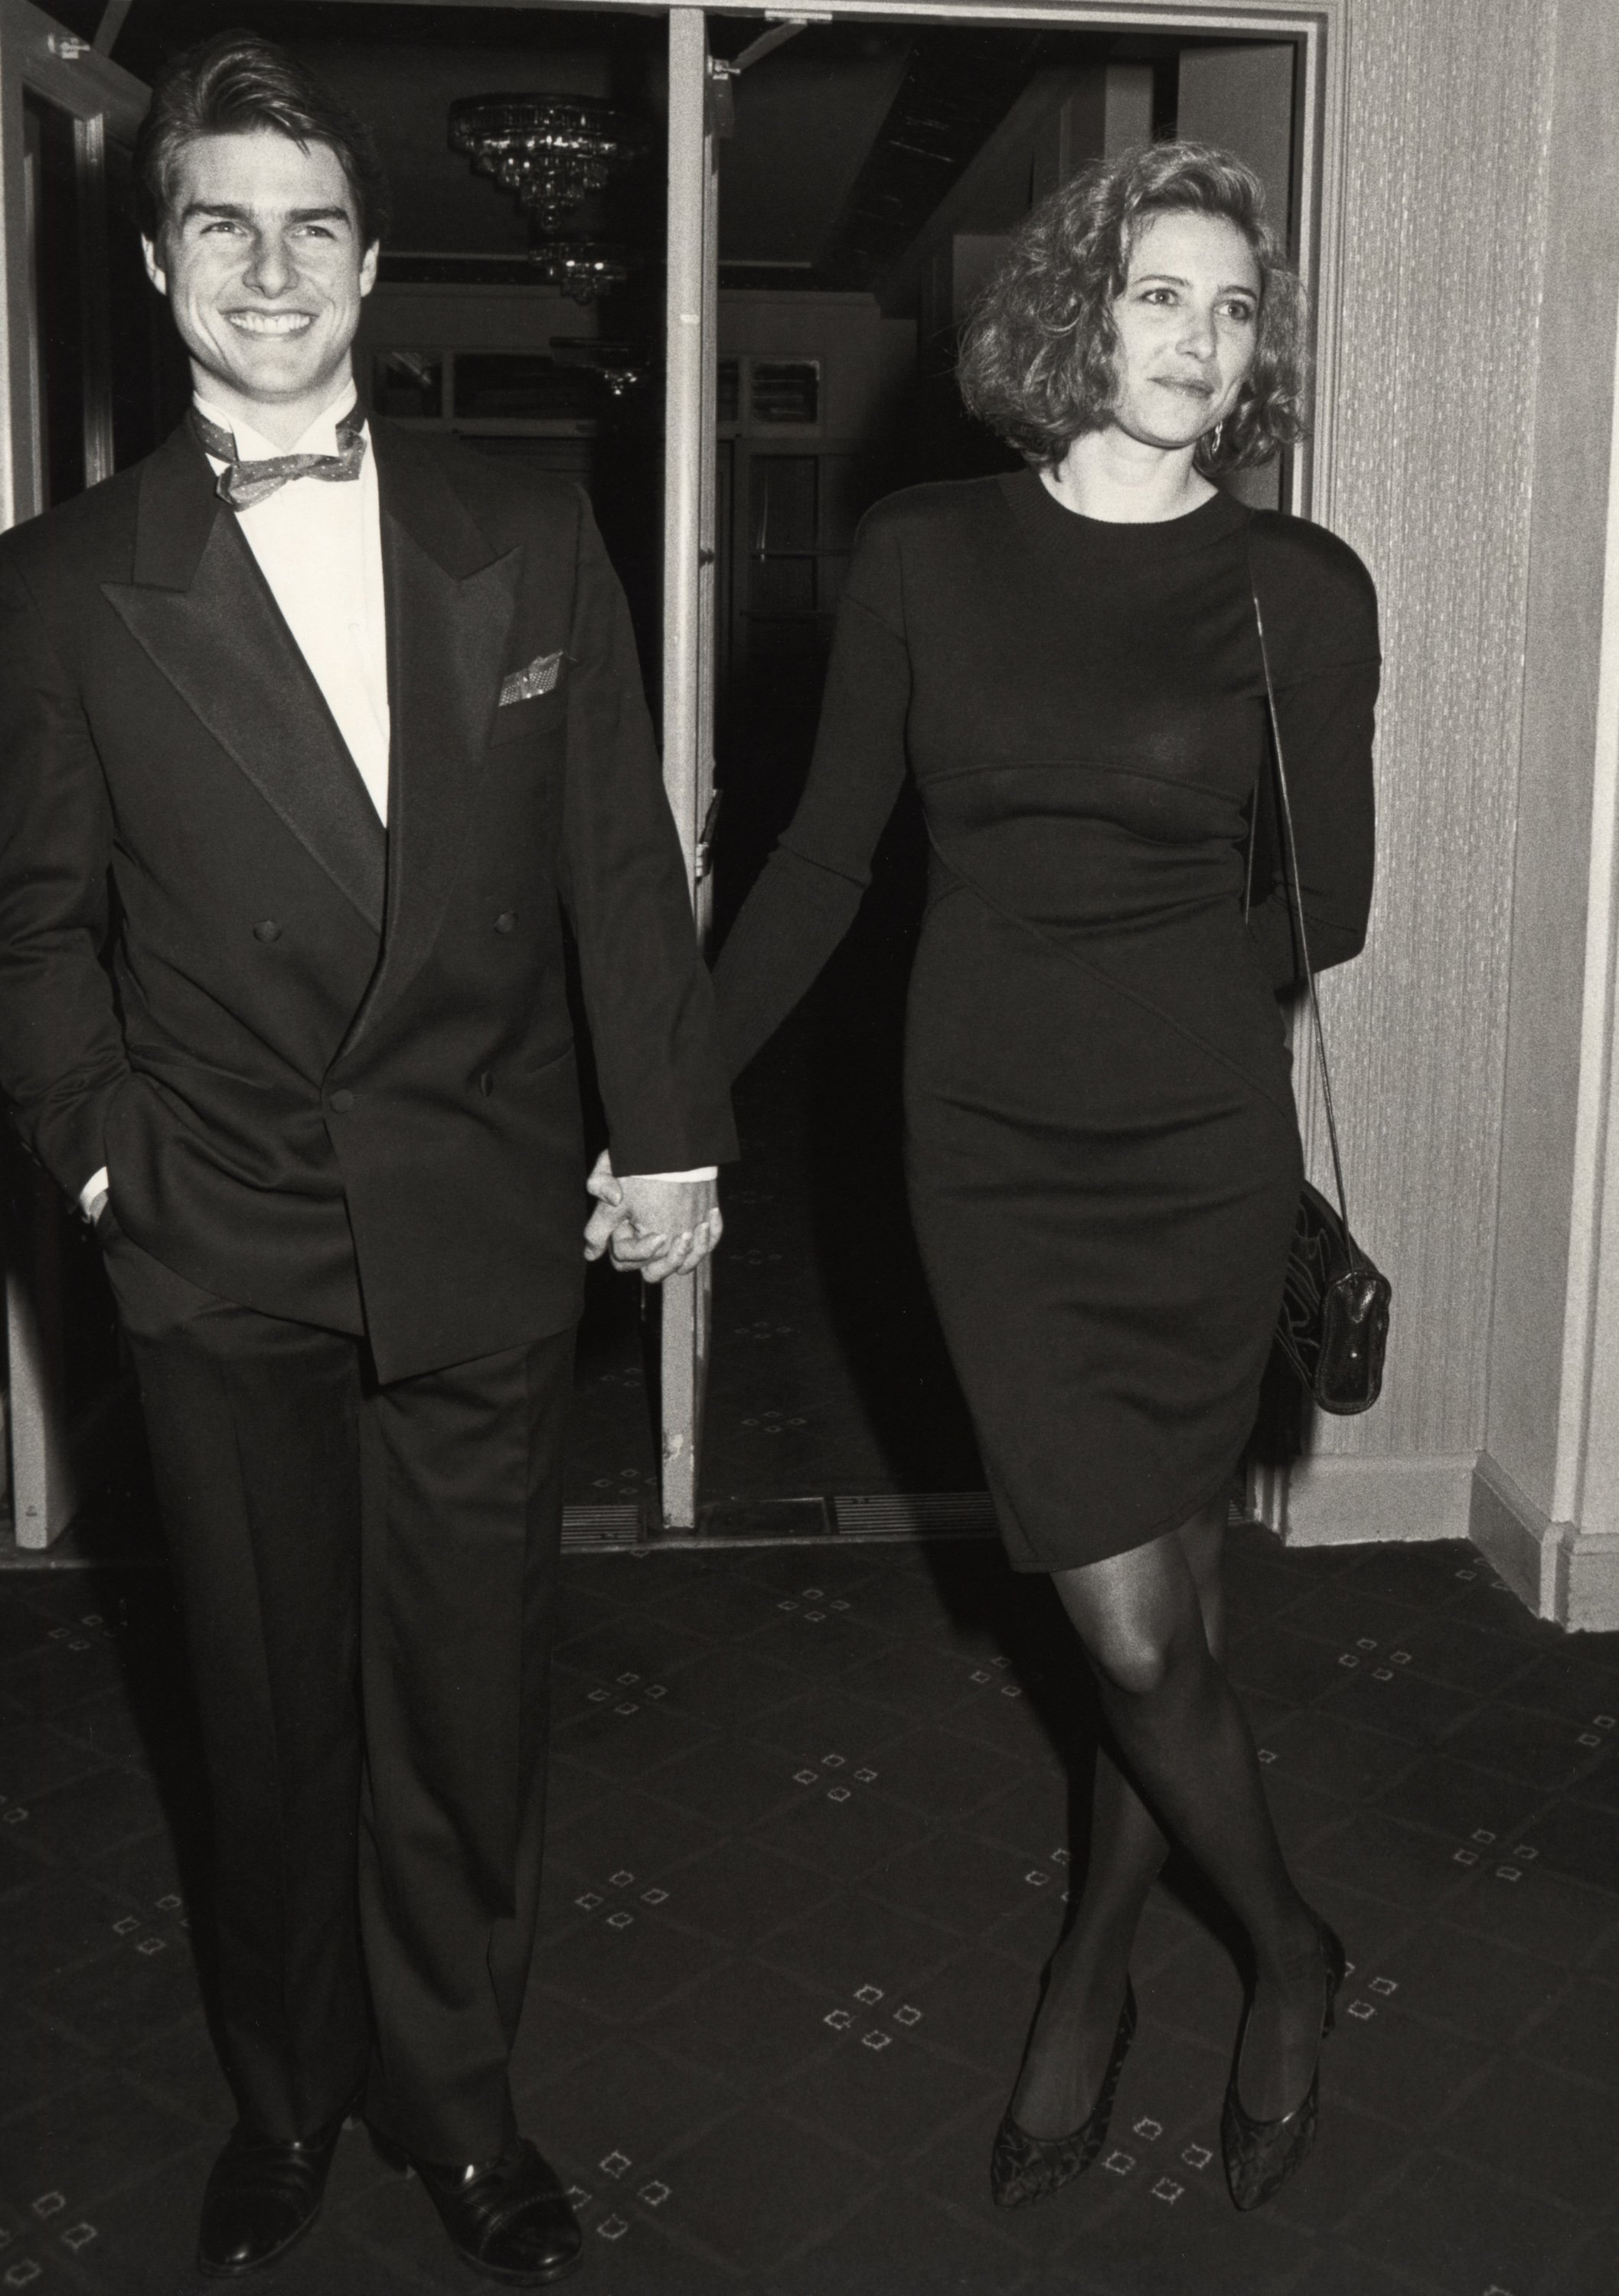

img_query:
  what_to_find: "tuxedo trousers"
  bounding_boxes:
[100,1219,573,2165]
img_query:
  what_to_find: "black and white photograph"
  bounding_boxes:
[0,2,1614,2292]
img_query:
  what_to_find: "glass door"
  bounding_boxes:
[0,0,152,1545]
[656,8,721,1528]
[1,0,152,520]
[658,7,824,1528]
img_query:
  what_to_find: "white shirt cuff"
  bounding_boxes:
[79,1163,712,1213]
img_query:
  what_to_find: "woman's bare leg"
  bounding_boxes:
[1009,1508,1323,2134]
[1008,1498,1226,2136]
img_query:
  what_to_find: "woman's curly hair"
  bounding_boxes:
[958,141,1307,476]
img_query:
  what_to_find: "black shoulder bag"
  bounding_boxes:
[1246,579,1391,1414]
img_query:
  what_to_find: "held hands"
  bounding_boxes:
[583,1150,723,1283]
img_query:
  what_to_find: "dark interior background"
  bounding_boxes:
[24,1,1301,1521]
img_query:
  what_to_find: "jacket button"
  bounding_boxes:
[495,912,516,933]
[253,919,281,943]
[478,1070,495,1097]
[329,1089,354,1112]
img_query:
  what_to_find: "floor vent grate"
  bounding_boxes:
[559,1503,643,1551]
[832,1492,997,1541]
[560,1492,997,1554]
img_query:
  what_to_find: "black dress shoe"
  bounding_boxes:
[1222,1912,1347,2211]
[196,2099,353,2278]
[404,2137,582,2286]
[990,1980,1137,2209]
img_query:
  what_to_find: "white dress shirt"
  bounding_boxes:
[198,386,392,820]
[81,383,711,1212]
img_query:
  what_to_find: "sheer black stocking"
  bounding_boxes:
[1008,1503,1222,2137]
[1009,1504,1322,2135]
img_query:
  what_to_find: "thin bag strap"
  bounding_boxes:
[1247,565,1356,1240]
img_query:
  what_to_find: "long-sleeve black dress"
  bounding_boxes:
[713,469,1379,1571]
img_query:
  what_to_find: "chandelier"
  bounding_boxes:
[522,242,632,305]
[448,96,643,236]
[551,339,650,398]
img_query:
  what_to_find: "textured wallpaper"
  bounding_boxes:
[1304,0,1555,1463]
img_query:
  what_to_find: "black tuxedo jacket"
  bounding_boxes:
[0,417,735,1380]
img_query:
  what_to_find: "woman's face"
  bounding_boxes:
[1105,208,1262,452]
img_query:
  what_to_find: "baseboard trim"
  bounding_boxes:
[1470,1453,1619,1631]
[1275,1449,1619,1628]
[1467,1456,1547,1612]
[1278,1451,1477,1547]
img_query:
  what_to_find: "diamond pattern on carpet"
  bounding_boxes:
[1,1528,1617,2294]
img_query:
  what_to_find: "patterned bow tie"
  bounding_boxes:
[191,405,367,510]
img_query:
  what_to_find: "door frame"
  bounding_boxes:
[645,0,1343,1533]
[656,7,720,1528]
[0,0,146,527]
[394,0,1346,540]
[0,0,149,1549]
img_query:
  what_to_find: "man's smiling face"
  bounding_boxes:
[143,128,377,436]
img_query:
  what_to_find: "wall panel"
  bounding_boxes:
[1488,0,1619,1515]
[1294,0,1554,1489]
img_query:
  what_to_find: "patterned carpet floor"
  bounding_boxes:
[2,1523,1617,2295]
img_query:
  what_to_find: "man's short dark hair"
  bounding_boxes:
[134,29,391,249]
[958,140,1307,477]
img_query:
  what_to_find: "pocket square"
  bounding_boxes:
[499,651,563,706]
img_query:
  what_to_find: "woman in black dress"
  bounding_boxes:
[712,143,1378,2212]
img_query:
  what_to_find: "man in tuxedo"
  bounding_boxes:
[0,32,733,2285]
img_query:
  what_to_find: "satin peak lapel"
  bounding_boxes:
[344,443,519,1048]
[103,471,386,933]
